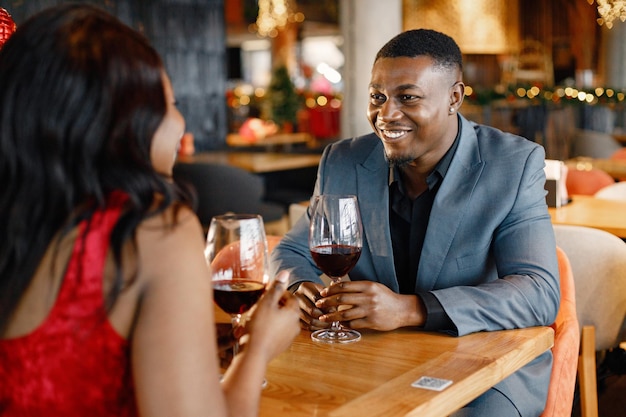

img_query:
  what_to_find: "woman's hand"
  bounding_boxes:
[243,271,300,363]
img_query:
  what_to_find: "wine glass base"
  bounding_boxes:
[311,328,361,344]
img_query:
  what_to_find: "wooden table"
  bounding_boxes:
[177,151,321,174]
[216,300,553,417]
[227,132,314,150]
[566,157,626,180]
[254,326,553,417]
[549,194,626,239]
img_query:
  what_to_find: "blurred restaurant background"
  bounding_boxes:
[3,2,626,415]
[4,0,626,160]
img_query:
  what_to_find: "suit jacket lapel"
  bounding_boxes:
[357,142,399,290]
[417,116,485,291]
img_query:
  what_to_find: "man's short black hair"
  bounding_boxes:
[375,29,463,72]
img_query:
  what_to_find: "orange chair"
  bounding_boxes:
[540,246,580,417]
[266,235,282,254]
[553,225,626,417]
[565,168,615,195]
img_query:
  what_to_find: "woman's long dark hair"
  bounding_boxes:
[0,4,191,333]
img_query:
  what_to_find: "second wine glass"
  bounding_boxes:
[309,194,363,344]
[205,213,270,358]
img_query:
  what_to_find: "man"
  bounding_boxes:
[271,29,559,416]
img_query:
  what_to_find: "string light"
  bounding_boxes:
[590,0,626,29]
[252,0,304,38]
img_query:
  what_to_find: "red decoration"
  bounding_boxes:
[0,8,17,50]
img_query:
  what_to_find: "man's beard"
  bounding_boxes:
[384,152,414,169]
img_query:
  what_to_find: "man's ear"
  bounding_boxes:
[449,81,465,111]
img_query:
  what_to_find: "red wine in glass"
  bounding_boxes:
[310,244,362,279]
[206,213,270,364]
[309,194,363,344]
[213,279,266,315]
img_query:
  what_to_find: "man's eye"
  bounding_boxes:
[400,95,418,101]
[369,94,386,104]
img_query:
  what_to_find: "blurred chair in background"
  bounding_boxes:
[173,162,286,233]
[565,168,615,195]
[553,225,626,417]
[267,234,283,254]
[540,246,580,417]
[594,181,626,201]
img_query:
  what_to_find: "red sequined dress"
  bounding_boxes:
[0,194,138,416]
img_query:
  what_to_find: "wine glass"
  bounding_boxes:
[205,213,270,359]
[309,194,363,344]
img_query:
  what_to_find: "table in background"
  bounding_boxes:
[177,151,321,174]
[216,309,554,417]
[566,157,626,180]
[226,132,314,151]
[549,194,626,239]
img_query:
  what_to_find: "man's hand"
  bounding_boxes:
[314,280,426,331]
[293,281,331,330]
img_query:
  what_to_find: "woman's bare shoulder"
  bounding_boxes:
[134,204,207,282]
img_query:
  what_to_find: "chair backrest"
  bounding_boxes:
[552,225,626,350]
[571,129,622,159]
[565,168,615,196]
[540,246,579,417]
[173,162,283,227]
[594,181,626,201]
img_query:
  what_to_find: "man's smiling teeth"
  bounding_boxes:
[382,130,407,139]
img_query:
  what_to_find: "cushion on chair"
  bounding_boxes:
[540,246,579,417]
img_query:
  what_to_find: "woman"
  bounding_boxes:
[0,4,300,416]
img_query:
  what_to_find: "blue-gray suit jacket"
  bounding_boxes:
[271,114,560,416]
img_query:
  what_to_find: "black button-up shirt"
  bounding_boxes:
[389,127,461,331]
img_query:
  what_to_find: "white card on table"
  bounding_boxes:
[411,376,453,391]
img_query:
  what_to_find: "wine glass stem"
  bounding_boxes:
[330,276,342,333]
[231,314,242,356]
